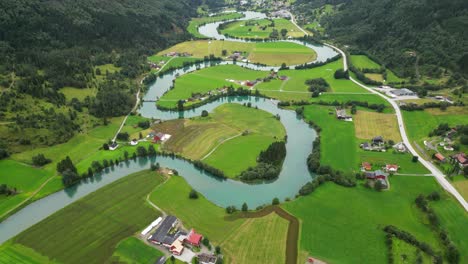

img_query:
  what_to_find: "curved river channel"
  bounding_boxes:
[0,11,338,244]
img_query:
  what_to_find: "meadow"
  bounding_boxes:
[392,238,433,264]
[350,55,381,69]
[283,176,468,264]
[0,160,53,219]
[59,87,96,102]
[0,170,163,264]
[149,175,289,264]
[353,110,401,142]
[157,40,317,66]
[110,237,164,264]
[302,104,357,173]
[220,18,305,39]
[154,103,286,177]
[453,176,468,200]
[147,55,201,73]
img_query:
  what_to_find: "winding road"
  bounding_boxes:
[289,12,468,211]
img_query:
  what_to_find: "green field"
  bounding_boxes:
[283,176,468,264]
[60,87,96,102]
[350,55,381,69]
[0,160,53,219]
[149,175,288,264]
[157,40,317,66]
[220,18,305,39]
[188,12,244,38]
[0,170,163,264]
[302,104,357,173]
[110,237,164,264]
[155,103,285,178]
[392,238,433,264]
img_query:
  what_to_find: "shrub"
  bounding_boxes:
[32,154,52,166]
[189,189,199,199]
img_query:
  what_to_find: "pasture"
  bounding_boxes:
[60,87,96,102]
[302,104,357,173]
[453,176,468,201]
[220,213,288,264]
[353,110,401,141]
[154,103,285,177]
[283,176,468,264]
[110,237,164,264]
[157,40,317,66]
[220,18,305,39]
[392,239,433,264]
[350,55,381,69]
[0,170,163,264]
[0,160,53,219]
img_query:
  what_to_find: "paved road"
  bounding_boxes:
[289,12,468,212]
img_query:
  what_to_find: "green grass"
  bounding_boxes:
[110,237,164,264]
[0,170,163,264]
[60,87,96,102]
[283,176,468,264]
[302,104,357,173]
[147,55,201,73]
[0,242,58,264]
[0,160,53,218]
[204,135,274,177]
[220,18,305,39]
[158,65,268,106]
[188,12,244,38]
[157,40,316,66]
[392,238,433,264]
[156,104,285,178]
[350,55,381,70]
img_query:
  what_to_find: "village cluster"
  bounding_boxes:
[107,130,172,151]
[141,215,219,264]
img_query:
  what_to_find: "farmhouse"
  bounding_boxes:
[152,132,172,143]
[365,170,389,180]
[434,153,446,163]
[360,142,371,151]
[185,229,203,247]
[385,164,399,173]
[372,136,384,146]
[170,239,184,256]
[335,108,352,121]
[393,142,407,152]
[198,253,218,264]
[451,153,468,168]
[109,141,119,151]
[361,162,372,171]
[389,88,416,97]
[148,216,179,246]
[130,139,138,146]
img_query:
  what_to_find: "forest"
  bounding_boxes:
[293,0,468,79]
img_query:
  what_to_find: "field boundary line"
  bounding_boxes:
[201,133,243,160]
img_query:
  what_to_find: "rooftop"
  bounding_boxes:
[149,216,177,243]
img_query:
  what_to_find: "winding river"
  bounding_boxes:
[0,11,338,244]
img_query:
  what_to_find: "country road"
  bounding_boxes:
[289,12,468,211]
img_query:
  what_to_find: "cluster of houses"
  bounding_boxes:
[361,163,399,189]
[179,87,229,104]
[335,108,352,121]
[270,9,290,19]
[147,216,218,264]
[434,152,468,168]
[149,60,166,71]
[228,51,248,62]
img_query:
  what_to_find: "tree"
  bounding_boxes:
[95,68,101,75]
[0,148,9,160]
[189,189,199,199]
[280,28,288,38]
[295,107,304,116]
[412,156,419,162]
[148,145,156,155]
[32,153,52,166]
[136,146,147,156]
[139,132,143,139]
[351,104,357,114]
[57,156,77,174]
[177,100,184,111]
[272,197,280,205]
[92,160,103,172]
[374,180,385,191]
[116,132,129,141]
[62,169,79,187]
[221,50,227,56]
[241,202,248,211]
[124,151,129,160]
[201,110,209,117]
[215,246,221,255]
[103,143,109,150]
[170,255,175,263]
[202,237,210,247]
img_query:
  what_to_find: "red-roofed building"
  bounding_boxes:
[185,229,203,247]
[385,164,399,173]
[451,153,468,168]
[434,153,446,162]
[361,162,372,171]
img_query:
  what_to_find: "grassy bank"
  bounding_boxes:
[220,18,305,39]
